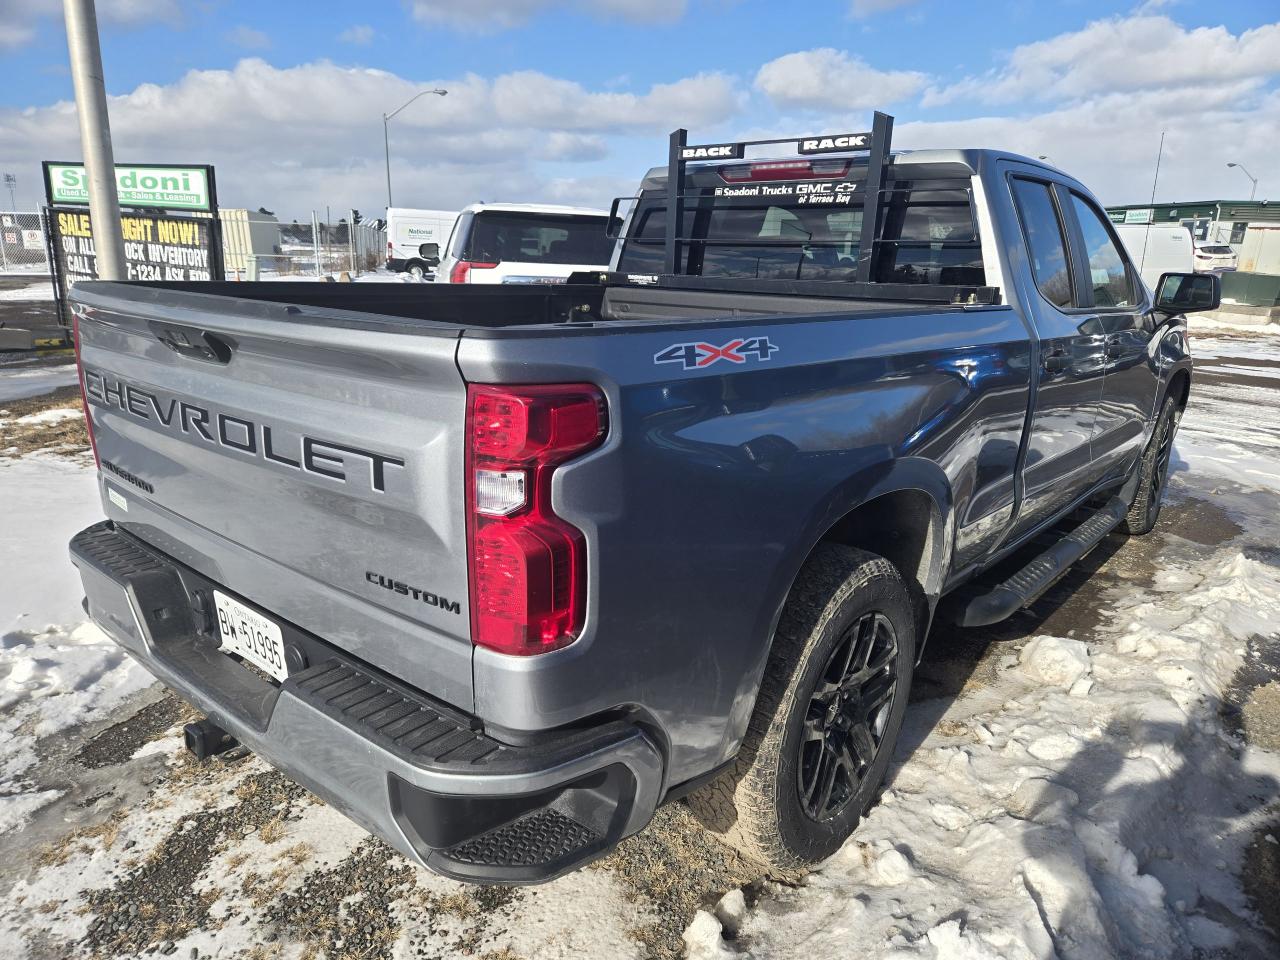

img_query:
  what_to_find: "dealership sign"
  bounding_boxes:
[44,163,213,212]
[50,209,220,284]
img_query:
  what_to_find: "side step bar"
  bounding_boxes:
[954,496,1128,628]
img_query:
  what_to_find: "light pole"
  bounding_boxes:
[1226,162,1258,201]
[2,173,15,210]
[383,89,447,208]
[63,0,126,279]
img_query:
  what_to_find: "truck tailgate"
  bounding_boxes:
[72,284,474,709]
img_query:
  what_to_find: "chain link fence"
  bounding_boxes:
[0,211,51,275]
[222,211,387,280]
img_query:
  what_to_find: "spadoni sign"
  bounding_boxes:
[42,160,223,325]
[44,163,214,212]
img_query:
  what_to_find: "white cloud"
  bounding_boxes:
[338,24,375,45]
[408,0,686,32]
[228,25,270,50]
[926,15,1280,106]
[895,83,1280,205]
[0,0,181,49]
[849,0,918,18]
[755,49,928,110]
[0,58,739,218]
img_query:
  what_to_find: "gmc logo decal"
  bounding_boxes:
[654,336,779,370]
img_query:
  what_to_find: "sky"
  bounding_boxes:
[0,0,1276,221]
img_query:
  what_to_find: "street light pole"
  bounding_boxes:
[382,88,447,209]
[1226,162,1258,201]
[63,0,126,280]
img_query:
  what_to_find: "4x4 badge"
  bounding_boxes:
[654,336,779,370]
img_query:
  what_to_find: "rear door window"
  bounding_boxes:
[465,213,614,265]
[1010,179,1074,309]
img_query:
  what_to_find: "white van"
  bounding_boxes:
[436,203,615,284]
[386,208,460,279]
[1113,223,1195,293]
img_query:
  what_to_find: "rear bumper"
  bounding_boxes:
[69,521,663,884]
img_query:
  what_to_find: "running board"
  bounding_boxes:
[954,496,1128,628]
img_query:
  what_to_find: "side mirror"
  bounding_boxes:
[1154,272,1220,313]
[606,197,638,239]
[425,256,440,268]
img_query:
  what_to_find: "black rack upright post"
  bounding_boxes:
[854,111,893,284]
[664,128,687,276]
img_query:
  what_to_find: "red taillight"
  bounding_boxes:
[466,384,606,656]
[449,260,498,284]
[719,160,851,183]
[72,311,100,468]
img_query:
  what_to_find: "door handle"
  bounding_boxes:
[1043,348,1069,373]
[1104,339,1124,360]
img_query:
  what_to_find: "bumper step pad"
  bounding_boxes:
[445,809,600,868]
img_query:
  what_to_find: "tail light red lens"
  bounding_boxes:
[72,311,100,468]
[449,260,498,284]
[466,384,606,656]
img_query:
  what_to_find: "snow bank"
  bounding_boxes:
[0,456,152,833]
[0,363,78,403]
[0,282,55,302]
[0,407,81,428]
[707,548,1280,960]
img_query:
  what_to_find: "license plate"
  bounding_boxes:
[214,590,288,682]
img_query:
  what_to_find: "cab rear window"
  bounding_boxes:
[464,212,615,265]
[618,178,984,285]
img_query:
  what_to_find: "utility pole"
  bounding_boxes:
[63,0,126,279]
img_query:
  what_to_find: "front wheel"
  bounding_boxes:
[1124,394,1181,535]
[686,544,916,871]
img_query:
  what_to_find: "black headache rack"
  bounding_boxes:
[596,111,1000,307]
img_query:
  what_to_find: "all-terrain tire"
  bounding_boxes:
[1124,394,1181,535]
[686,543,916,871]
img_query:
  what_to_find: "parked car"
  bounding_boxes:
[436,202,614,284]
[386,207,459,279]
[1113,223,1195,293]
[1193,241,1238,274]
[67,116,1218,885]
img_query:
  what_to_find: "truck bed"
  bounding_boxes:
[72,277,975,336]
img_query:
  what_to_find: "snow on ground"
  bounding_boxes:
[688,546,1280,960]
[0,282,56,302]
[0,456,152,834]
[0,408,80,428]
[0,364,78,403]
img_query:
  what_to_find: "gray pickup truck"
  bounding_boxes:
[68,116,1219,884]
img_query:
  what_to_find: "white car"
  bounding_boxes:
[436,203,615,284]
[1193,242,1237,274]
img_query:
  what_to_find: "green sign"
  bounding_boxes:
[46,163,212,212]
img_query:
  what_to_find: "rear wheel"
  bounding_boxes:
[687,544,915,871]
[406,260,427,280]
[1124,394,1181,535]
